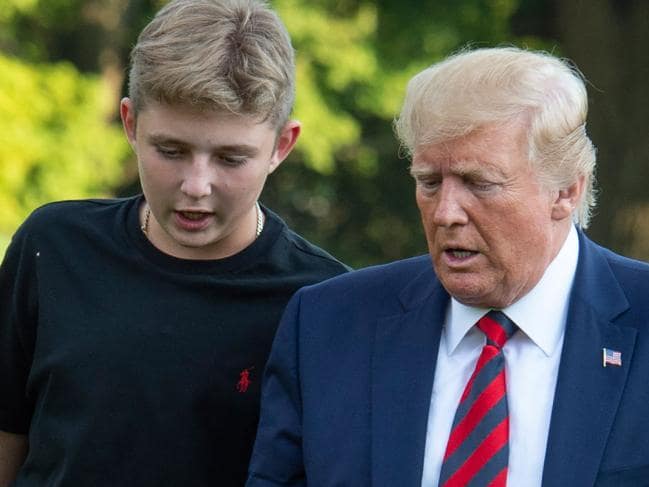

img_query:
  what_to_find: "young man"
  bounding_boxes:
[0,1,348,485]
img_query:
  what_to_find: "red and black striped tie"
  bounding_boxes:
[439,310,517,487]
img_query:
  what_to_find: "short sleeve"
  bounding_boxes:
[0,222,39,433]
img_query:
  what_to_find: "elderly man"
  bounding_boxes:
[247,47,649,487]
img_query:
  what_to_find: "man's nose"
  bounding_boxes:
[431,181,469,227]
[180,157,213,199]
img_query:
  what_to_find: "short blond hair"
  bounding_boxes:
[395,46,597,228]
[128,0,295,128]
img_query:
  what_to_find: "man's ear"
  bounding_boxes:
[551,175,585,221]
[120,97,137,147]
[269,120,301,174]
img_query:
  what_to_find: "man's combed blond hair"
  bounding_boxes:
[395,47,597,228]
[128,0,295,128]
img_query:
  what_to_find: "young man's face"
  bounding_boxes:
[121,99,300,260]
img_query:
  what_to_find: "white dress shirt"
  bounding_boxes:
[421,225,579,487]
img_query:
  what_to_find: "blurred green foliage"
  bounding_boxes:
[2,0,647,267]
[0,0,140,250]
[0,53,128,242]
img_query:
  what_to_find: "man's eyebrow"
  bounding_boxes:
[410,160,507,179]
[409,165,438,178]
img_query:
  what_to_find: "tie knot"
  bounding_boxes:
[477,310,517,349]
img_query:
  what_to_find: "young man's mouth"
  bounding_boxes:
[179,211,210,221]
[175,210,213,230]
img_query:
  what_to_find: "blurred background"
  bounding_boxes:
[1,0,648,268]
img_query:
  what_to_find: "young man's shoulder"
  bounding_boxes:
[6,198,135,257]
[266,208,351,276]
[282,228,350,270]
[19,197,133,233]
[31,197,131,219]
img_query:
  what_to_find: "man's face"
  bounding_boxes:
[411,120,576,308]
[121,99,299,260]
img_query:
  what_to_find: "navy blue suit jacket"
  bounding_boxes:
[248,232,649,486]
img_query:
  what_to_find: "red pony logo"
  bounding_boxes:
[237,367,255,393]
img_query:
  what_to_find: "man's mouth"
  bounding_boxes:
[444,248,479,261]
[448,249,476,258]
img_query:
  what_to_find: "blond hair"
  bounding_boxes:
[128,0,295,128]
[395,46,597,228]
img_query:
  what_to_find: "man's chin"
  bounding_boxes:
[438,275,502,308]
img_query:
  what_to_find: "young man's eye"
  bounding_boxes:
[156,146,183,159]
[220,155,248,166]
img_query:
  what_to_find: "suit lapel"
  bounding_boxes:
[371,264,449,487]
[542,234,637,487]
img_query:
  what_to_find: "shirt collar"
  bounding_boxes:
[445,225,580,356]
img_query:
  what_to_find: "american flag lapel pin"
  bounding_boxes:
[603,348,622,367]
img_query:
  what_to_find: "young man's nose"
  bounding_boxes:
[180,158,213,199]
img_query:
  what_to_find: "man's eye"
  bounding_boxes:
[470,181,494,192]
[418,179,440,191]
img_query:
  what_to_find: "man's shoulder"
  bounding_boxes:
[602,248,649,303]
[586,237,649,278]
[581,235,649,313]
[299,254,434,298]
[347,254,433,280]
[279,254,437,333]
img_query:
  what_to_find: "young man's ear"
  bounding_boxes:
[120,97,138,147]
[269,120,301,174]
[551,174,585,221]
